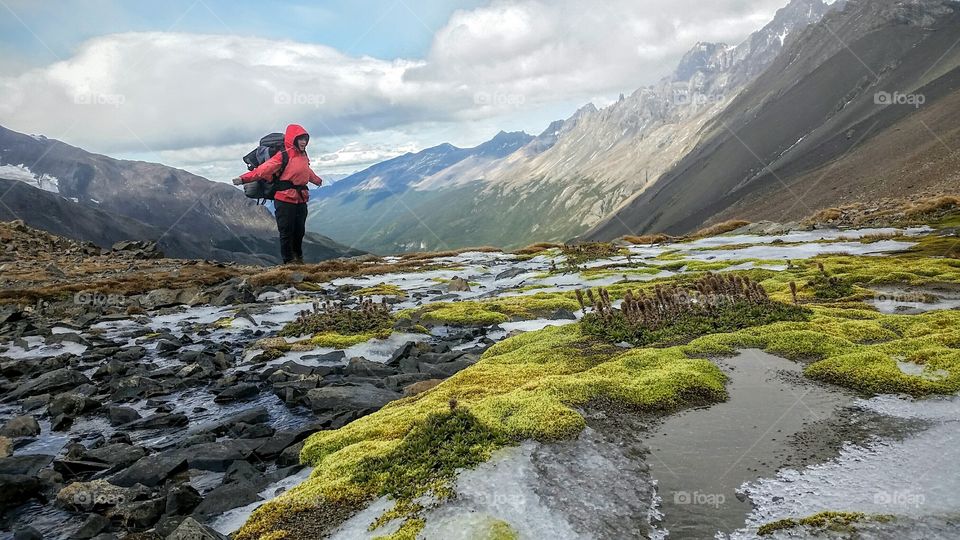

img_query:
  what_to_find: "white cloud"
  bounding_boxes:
[0,0,806,178]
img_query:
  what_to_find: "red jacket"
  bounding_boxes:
[241,124,323,204]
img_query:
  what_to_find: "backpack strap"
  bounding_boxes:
[272,149,289,181]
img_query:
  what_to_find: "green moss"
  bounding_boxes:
[356,284,407,298]
[373,518,425,540]
[279,301,394,338]
[237,324,726,539]
[310,330,392,348]
[757,511,893,536]
[410,293,580,326]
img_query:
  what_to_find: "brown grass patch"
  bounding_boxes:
[691,220,751,238]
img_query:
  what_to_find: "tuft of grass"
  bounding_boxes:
[691,219,751,238]
[560,242,624,265]
[279,299,393,337]
[355,284,407,298]
[404,293,580,327]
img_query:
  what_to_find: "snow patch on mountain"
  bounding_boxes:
[0,163,61,193]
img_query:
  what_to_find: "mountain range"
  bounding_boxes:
[306,0,837,253]
[0,126,363,264]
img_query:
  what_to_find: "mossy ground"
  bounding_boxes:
[399,292,581,327]
[236,324,727,539]
[239,219,960,539]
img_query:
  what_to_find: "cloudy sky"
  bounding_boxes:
[0,0,801,181]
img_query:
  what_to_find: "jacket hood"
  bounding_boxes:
[284,124,309,151]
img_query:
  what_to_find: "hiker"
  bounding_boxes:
[233,124,323,265]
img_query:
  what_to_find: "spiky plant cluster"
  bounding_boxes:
[279,297,393,337]
[561,242,622,265]
[579,273,809,346]
[806,263,854,300]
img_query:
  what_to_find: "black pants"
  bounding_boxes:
[274,200,308,263]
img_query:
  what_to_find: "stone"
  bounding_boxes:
[0,474,42,509]
[12,526,43,540]
[253,428,317,460]
[124,413,188,430]
[7,368,90,400]
[0,415,40,438]
[277,441,304,467]
[84,444,146,469]
[447,276,471,292]
[107,496,166,529]
[74,513,111,539]
[418,359,476,379]
[108,406,142,426]
[56,479,147,511]
[213,383,259,403]
[165,484,202,516]
[495,267,528,280]
[0,436,10,458]
[383,373,432,392]
[165,517,229,540]
[110,454,188,487]
[306,384,400,415]
[49,393,101,417]
[344,357,399,378]
[191,481,262,520]
[0,454,54,476]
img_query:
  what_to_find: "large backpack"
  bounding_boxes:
[242,133,289,204]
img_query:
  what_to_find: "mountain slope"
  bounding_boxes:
[0,125,363,263]
[306,0,831,253]
[584,0,960,239]
[307,131,533,251]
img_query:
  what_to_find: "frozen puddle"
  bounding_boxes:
[681,240,916,262]
[643,350,852,538]
[731,394,960,538]
[870,284,960,314]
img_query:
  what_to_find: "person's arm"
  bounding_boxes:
[239,152,284,183]
[308,169,323,187]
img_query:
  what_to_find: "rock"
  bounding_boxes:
[211,284,255,307]
[0,436,10,458]
[0,474,42,509]
[0,454,54,476]
[495,267,528,280]
[111,240,163,260]
[113,346,147,362]
[166,517,229,540]
[48,393,101,417]
[213,383,258,403]
[12,526,43,540]
[107,496,166,529]
[74,513,111,539]
[7,368,90,401]
[108,406,142,426]
[306,384,400,415]
[447,276,471,292]
[165,484,202,515]
[0,415,40,438]
[54,458,112,479]
[231,423,275,439]
[344,357,398,378]
[385,341,418,368]
[21,394,50,411]
[156,339,182,353]
[191,480,262,520]
[298,350,347,364]
[56,479,146,511]
[549,308,577,320]
[84,444,147,469]
[277,441,304,467]
[253,428,317,460]
[223,461,266,487]
[180,441,255,472]
[124,413,188,430]
[383,373,432,392]
[418,359,476,379]
[194,406,269,437]
[403,379,444,396]
[110,454,188,487]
